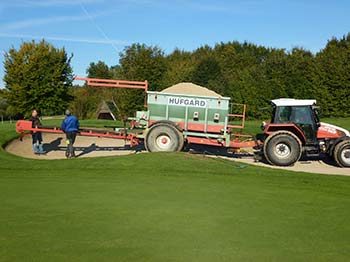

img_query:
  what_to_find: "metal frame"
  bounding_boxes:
[16,120,139,147]
[75,76,149,107]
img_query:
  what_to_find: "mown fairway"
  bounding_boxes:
[0,120,350,261]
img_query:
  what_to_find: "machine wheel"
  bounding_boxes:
[150,122,184,151]
[334,140,350,167]
[263,131,302,166]
[145,124,184,152]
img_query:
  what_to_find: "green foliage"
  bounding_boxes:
[86,60,113,79]
[315,35,350,117]
[3,40,73,116]
[72,62,125,119]
[70,85,101,119]
[116,44,167,115]
[0,90,9,119]
[160,49,196,87]
[119,43,167,91]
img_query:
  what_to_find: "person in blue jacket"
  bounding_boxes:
[61,109,80,158]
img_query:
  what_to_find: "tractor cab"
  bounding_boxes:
[270,98,320,145]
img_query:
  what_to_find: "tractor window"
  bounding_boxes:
[293,107,313,125]
[312,106,321,126]
[275,106,292,123]
[275,106,313,125]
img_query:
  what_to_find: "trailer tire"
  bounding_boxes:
[145,124,183,152]
[150,122,184,151]
[334,140,350,167]
[263,131,302,166]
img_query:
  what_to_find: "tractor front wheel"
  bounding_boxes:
[334,140,350,167]
[145,124,183,152]
[263,131,302,166]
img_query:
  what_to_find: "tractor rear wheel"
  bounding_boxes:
[263,131,302,166]
[145,124,184,152]
[334,140,350,167]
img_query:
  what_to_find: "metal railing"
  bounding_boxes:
[227,103,246,129]
[74,76,149,107]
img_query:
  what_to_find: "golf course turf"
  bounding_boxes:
[0,121,350,261]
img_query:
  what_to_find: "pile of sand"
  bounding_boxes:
[161,82,222,97]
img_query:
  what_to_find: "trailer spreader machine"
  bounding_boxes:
[16,77,257,154]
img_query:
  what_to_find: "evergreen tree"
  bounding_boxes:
[315,34,350,117]
[87,61,113,79]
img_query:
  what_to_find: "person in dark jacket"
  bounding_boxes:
[29,109,46,154]
[61,110,80,158]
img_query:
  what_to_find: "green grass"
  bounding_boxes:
[321,117,350,131]
[0,119,350,261]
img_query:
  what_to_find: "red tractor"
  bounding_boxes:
[262,99,350,167]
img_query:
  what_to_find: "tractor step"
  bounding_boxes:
[305,151,320,158]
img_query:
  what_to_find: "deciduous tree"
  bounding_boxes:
[3,40,73,116]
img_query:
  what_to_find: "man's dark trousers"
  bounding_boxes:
[66,131,77,157]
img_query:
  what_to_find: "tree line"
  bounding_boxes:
[2,34,350,120]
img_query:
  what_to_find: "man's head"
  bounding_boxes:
[32,109,38,118]
[65,109,71,116]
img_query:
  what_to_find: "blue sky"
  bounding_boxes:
[0,0,349,88]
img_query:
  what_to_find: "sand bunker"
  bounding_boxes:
[161,82,222,97]
[5,133,137,160]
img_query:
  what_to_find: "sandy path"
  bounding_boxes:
[216,156,350,176]
[5,133,137,159]
[188,145,350,176]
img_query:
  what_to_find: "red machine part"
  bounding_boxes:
[186,136,258,148]
[74,76,148,107]
[16,120,139,147]
[264,123,307,145]
[74,76,148,91]
[317,123,346,139]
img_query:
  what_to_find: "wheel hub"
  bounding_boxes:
[156,135,171,150]
[341,149,350,164]
[274,143,291,159]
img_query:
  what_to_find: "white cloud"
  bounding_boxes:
[0,9,113,31]
[27,0,104,7]
[0,33,129,46]
[1,0,104,8]
[1,16,86,31]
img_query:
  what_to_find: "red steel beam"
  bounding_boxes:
[74,76,148,107]
[16,120,139,147]
[74,76,148,92]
